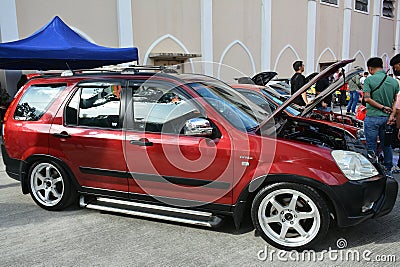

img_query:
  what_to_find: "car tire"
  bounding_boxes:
[29,160,77,211]
[251,182,330,250]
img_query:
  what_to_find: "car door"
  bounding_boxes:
[49,80,129,195]
[124,80,234,205]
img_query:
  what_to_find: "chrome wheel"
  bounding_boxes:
[252,183,329,249]
[30,162,64,207]
[258,189,320,247]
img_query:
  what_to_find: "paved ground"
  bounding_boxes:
[1,156,399,267]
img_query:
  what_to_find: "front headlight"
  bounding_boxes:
[331,150,379,181]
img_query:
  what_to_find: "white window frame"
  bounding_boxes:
[320,0,340,7]
[381,0,395,19]
[354,0,370,14]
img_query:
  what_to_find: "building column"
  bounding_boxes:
[0,0,20,97]
[371,0,381,57]
[261,0,272,71]
[395,0,400,54]
[201,0,213,76]
[306,0,317,74]
[342,0,352,64]
[117,0,134,47]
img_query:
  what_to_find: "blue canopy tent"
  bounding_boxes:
[0,16,138,70]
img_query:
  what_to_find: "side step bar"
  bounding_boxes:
[80,196,223,227]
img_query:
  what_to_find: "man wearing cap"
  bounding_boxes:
[363,57,399,174]
[346,72,362,115]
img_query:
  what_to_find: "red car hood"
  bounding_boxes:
[256,58,355,133]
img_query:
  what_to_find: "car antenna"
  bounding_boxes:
[63,62,74,76]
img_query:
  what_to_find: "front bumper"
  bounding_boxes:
[332,165,398,227]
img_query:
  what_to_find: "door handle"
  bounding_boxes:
[130,138,153,146]
[53,131,71,138]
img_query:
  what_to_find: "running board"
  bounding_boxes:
[79,196,222,227]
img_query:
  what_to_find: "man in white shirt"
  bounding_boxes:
[360,72,369,87]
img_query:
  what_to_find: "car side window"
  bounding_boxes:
[129,82,203,134]
[65,82,122,129]
[14,84,66,121]
[240,91,274,114]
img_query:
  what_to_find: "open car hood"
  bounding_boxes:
[235,71,278,86]
[251,71,278,86]
[300,67,363,116]
[256,58,355,133]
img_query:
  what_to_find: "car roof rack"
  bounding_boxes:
[57,65,180,76]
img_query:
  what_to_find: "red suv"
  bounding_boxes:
[2,60,397,250]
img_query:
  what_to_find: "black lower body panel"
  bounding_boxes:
[1,144,21,181]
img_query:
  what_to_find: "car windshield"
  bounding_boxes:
[181,76,269,131]
[269,87,288,95]
[261,90,301,116]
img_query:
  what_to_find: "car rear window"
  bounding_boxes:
[14,84,66,121]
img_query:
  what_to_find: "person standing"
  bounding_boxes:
[363,57,399,173]
[334,68,348,106]
[389,54,400,172]
[290,60,308,106]
[360,71,368,86]
[315,74,332,112]
[359,71,369,102]
[346,73,362,115]
[333,69,341,81]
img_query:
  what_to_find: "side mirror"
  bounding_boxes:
[184,118,213,137]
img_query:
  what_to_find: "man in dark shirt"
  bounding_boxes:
[315,76,332,112]
[291,60,308,106]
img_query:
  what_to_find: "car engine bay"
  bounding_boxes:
[277,116,356,151]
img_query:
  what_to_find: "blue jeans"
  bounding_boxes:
[347,91,359,113]
[364,116,393,170]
